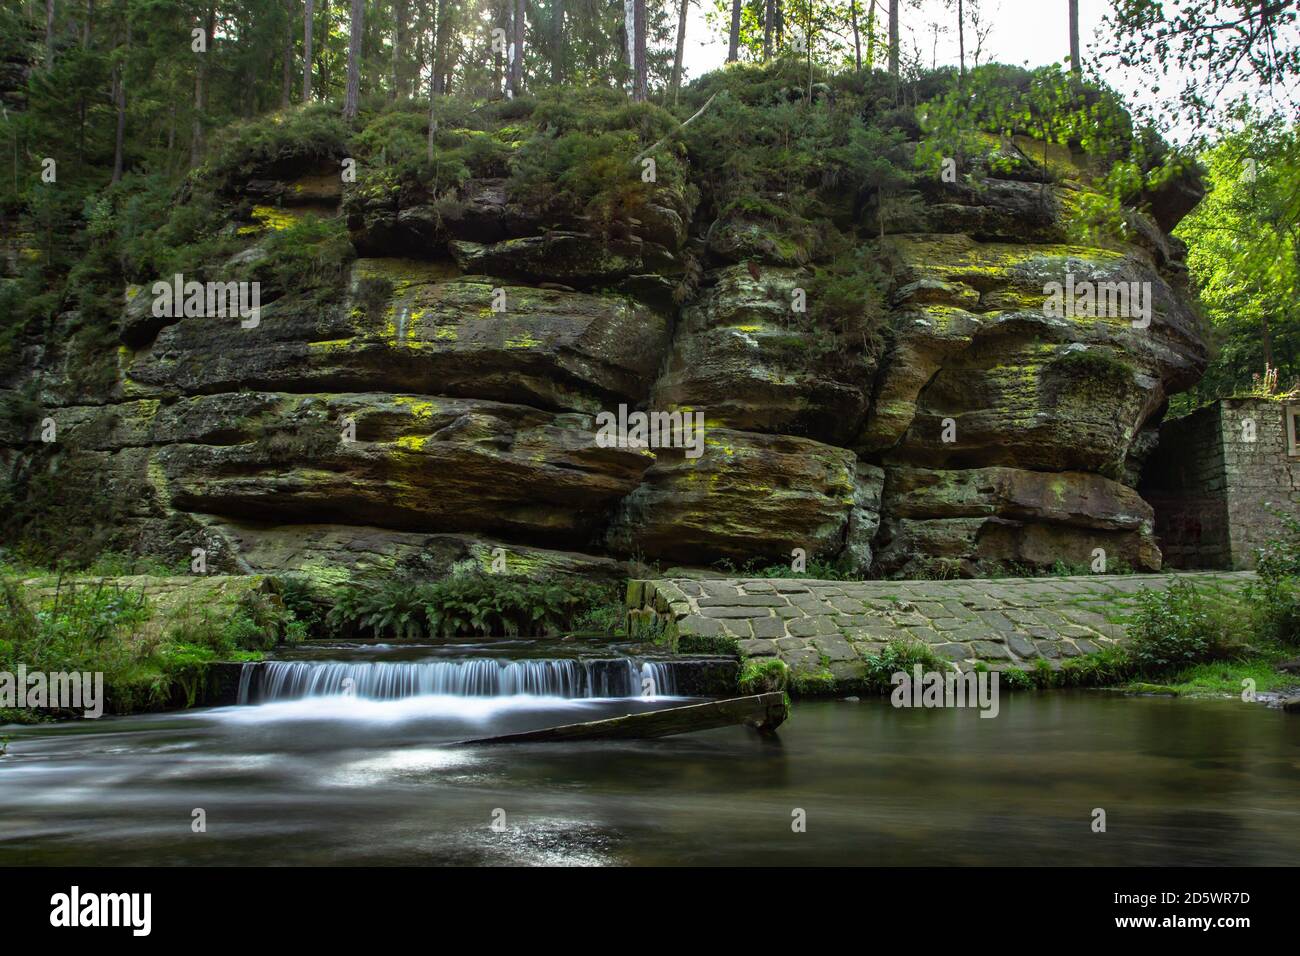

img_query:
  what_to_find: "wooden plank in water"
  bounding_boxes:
[461,692,789,744]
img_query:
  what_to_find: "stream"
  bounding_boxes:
[2,644,1298,866]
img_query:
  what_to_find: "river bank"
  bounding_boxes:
[3,569,1298,723]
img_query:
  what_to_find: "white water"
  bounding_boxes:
[237,657,679,704]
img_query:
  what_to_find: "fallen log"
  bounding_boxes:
[460,692,789,744]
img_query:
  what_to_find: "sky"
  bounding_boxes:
[674,0,1193,132]
[680,0,1114,78]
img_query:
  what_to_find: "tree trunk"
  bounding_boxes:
[191,4,215,167]
[111,20,129,183]
[671,0,688,101]
[1068,0,1081,73]
[957,0,965,76]
[850,0,861,70]
[83,0,93,48]
[632,0,647,101]
[763,0,772,60]
[319,0,331,95]
[343,0,364,120]
[432,0,449,94]
[282,0,294,107]
[552,0,564,84]
[510,0,524,96]
[865,0,875,69]
[727,0,740,62]
[303,0,314,101]
[622,0,634,71]
[391,0,407,99]
[888,0,899,75]
[46,0,56,69]
[427,17,437,159]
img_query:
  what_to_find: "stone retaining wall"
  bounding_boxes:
[628,572,1255,687]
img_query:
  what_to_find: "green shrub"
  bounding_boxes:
[279,575,330,636]
[202,105,350,189]
[1126,580,1243,674]
[738,658,789,694]
[326,572,616,639]
[1000,667,1035,690]
[860,639,947,691]
[1251,511,1300,647]
[237,214,353,303]
[1054,646,1134,687]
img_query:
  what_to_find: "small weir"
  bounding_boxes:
[236,657,681,703]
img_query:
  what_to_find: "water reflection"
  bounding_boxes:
[1,692,1297,865]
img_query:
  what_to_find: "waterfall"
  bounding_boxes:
[237,658,678,704]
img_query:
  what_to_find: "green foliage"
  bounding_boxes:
[738,658,790,695]
[1126,580,1244,673]
[789,667,839,695]
[1053,646,1135,688]
[678,633,741,656]
[0,577,149,718]
[84,552,190,576]
[239,214,353,303]
[717,556,860,580]
[0,575,301,718]
[859,639,947,691]
[999,668,1035,691]
[1173,117,1300,412]
[570,600,626,637]
[278,575,331,636]
[682,62,912,257]
[805,245,890,359]
[1099,0,1300,136]
[1048,348,1136,390]
[509,90,687,231]
[203,105,350,190]
[1250,511,1300,647]
[326,572,617,639]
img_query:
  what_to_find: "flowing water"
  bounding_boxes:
[2,645,1299,866]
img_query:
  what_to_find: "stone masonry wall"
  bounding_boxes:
[1218,398,1300,568]
[629,572,1255,691]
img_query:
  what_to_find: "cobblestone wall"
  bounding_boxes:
[629,572,1255,692]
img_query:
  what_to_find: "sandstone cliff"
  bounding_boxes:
[0,71,1208,581]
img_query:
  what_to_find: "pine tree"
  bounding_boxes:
[343,0,363,120]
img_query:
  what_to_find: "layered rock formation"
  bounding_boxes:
[0,112,1208,581]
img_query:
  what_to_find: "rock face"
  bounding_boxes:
[1,128,1209,581]
[652,264,876,445]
